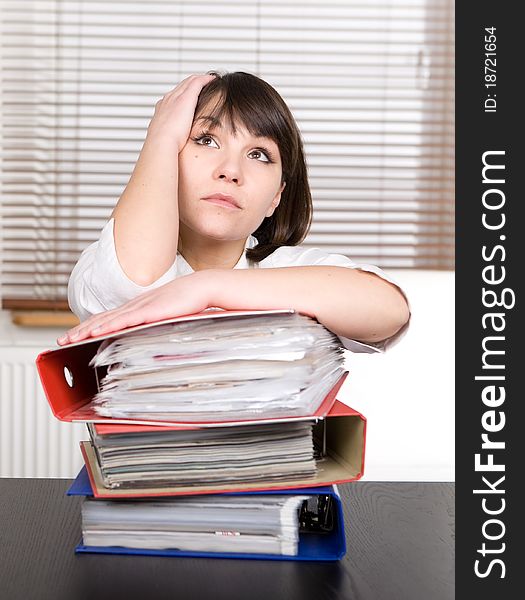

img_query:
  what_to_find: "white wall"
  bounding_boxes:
[338,269,455,481]
[0,269,454,481]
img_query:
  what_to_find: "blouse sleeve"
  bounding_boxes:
[67,218,178,322]
[262,245,411,353]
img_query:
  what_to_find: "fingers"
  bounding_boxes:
[150,73,217,144]
[56,288,161,345]
[85,309,147,338]
[57,308,139,345]
[57,312,112,345]
[57,306,131,344]
[163,73,216,100]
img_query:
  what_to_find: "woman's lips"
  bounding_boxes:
[202,197,241,209]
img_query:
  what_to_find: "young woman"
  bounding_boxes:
[58,71,410,351]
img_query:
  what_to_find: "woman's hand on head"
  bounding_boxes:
[56,271,215,345]
[146,73,217,151]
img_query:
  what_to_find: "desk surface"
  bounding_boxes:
[0,479,454,600]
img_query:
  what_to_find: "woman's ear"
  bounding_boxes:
[266,181,286,218]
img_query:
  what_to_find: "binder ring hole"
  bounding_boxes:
[64,366,74,388]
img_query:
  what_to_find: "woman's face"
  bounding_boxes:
[177,110,286,244]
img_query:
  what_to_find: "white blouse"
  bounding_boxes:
[68,218,410,353]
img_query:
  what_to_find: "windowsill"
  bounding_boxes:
[10,311,79,328]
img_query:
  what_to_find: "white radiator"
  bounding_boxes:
[0,346,85,478]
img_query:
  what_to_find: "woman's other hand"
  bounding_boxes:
[146,73,217,151]
[57,270,216,345]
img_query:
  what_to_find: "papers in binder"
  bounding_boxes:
[68,468,347,561]
[81,494,308,556]
[87,420,317,489]
[80,399,366,498]
[87,312,345,422]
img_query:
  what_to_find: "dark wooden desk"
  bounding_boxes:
[0,479,454,600]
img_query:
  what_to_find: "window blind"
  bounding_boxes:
[0,0,454,311]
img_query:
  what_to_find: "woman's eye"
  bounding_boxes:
[195,135,218,147]
[248,149,270,163]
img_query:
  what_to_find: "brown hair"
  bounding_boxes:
[193,71,313,262]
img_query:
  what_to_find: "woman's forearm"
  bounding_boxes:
[108,75,215,287]
[59,264,409,345]
[207,266,410,344]
[111,133,180,286]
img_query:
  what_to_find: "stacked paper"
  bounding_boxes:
[88,313,345,421]
[82,494,308,555]
[87,421,317,489]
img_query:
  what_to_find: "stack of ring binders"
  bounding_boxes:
[37,309,368,561]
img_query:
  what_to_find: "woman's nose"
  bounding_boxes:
[218,171,239,183]
[213,156,243,184]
